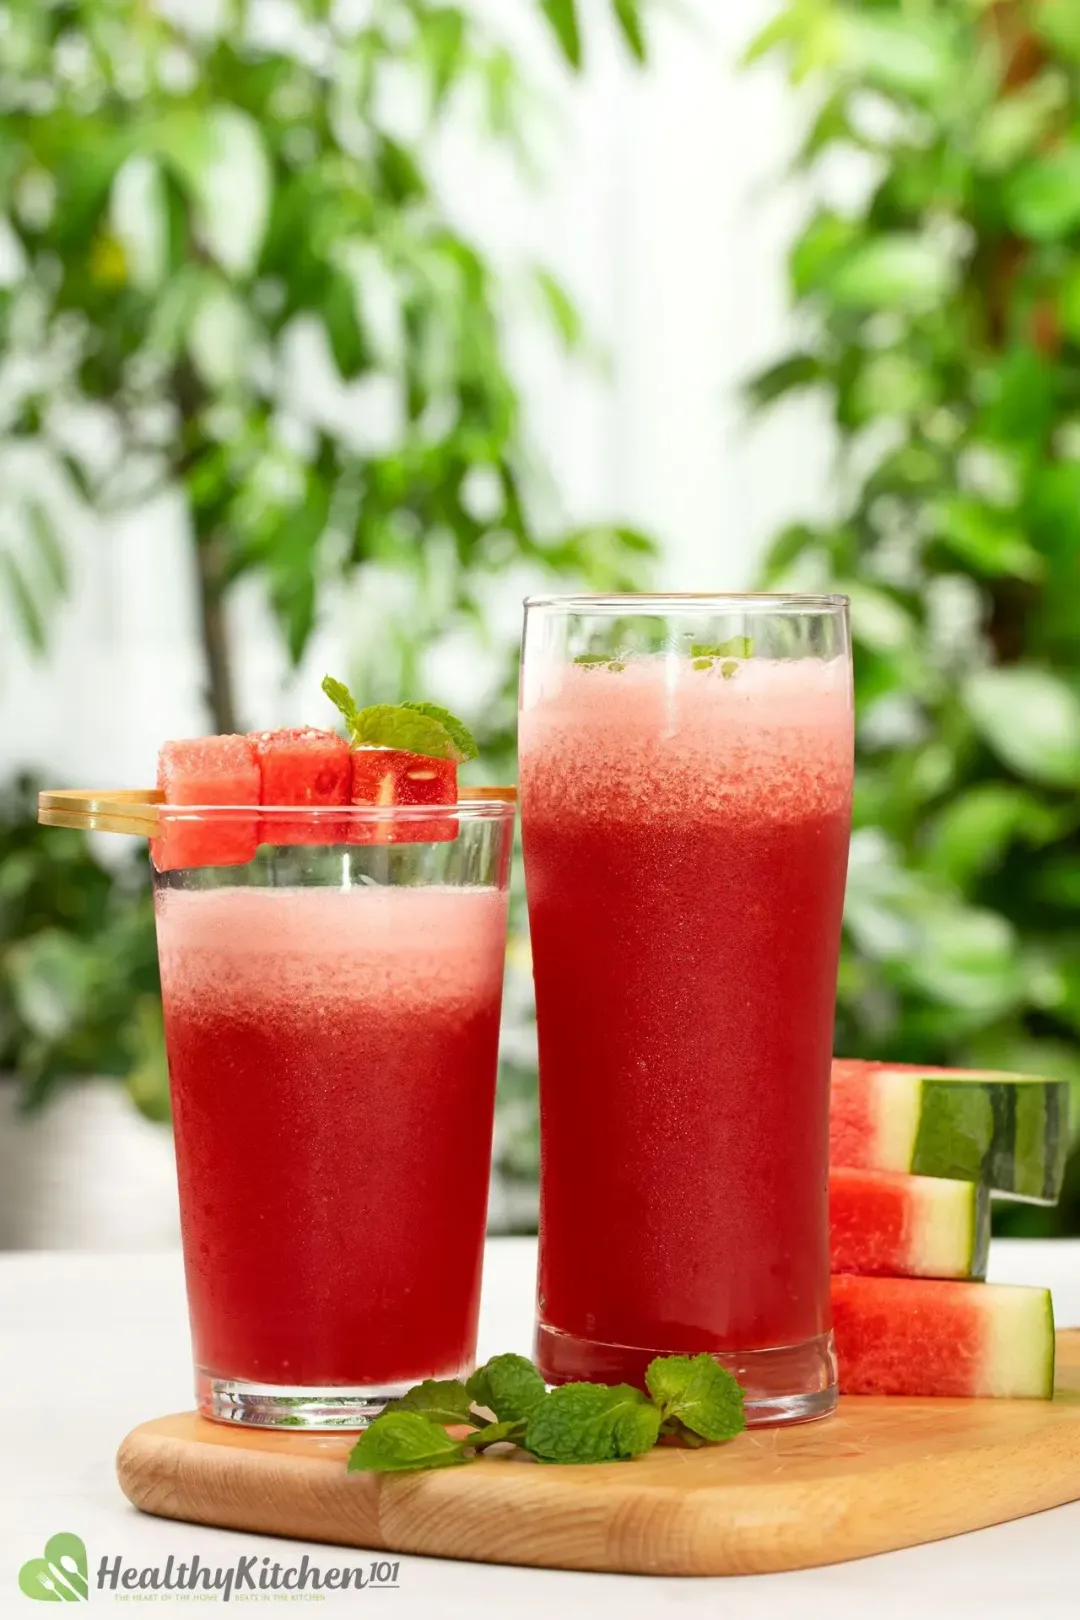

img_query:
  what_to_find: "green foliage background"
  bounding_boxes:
[0,0,653,1138]
[748,0,1080,1233]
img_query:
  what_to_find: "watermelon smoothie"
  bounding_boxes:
[154,810,512,1429]
[520,597,853,1424]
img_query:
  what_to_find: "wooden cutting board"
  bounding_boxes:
[116,1331,1080,1577]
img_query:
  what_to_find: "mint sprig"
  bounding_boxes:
[466,1353,547,1423]
[345,1351,745,1474]
[689,637,753,677]
[646,1353,747,1442]
[321,676,478,762]
[573,654,626,671]
[384,1378,475,1425]
[346,1411,468,1473]
[524,1382,661,1464]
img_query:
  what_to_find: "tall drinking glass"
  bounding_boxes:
[519,595,853,1425]
[153,801,514,1429]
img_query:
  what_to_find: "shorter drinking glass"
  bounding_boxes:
[153,801,514,1429]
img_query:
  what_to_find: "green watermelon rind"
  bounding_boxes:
[970,1184,991,1280]
[873,1071,1070,1205]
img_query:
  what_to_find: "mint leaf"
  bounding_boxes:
[720,660,739,679]
[466,1354,548,1423]
[346,1411,468,1473]
[524,1383,662,1463]
[322,674,362,732]
[690,637,753,660]
[645,1354,746,1443]
[573,654,625,671]
[384,1378,474,1426]
[349,704,459,760]
[462,1419,527,1452]
[322,678,473,762]
[400,702,478,763]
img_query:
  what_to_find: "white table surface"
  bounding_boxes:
[2,1237,1079,1619]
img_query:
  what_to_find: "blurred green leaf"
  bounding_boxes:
[541,0,582,67]
[6,930,93,1043]
[978,348,1057,447]
[534,268,584,353]
[418,7,468,107]
[1032,0,1080,64]
[849,353,936,421]
[835,12,953,99]
[965,669,1080,789]
[0,554,47,653]
[932,497,1044,582]
[612,0,646,62]
[971,75,1068,174]
[790,209,860,298]
[827,235,954,311]
[747,352,824,409]
[1003,146,1080,241]
[322,270,366,379]
[26,503,67,598]
[924,785,1061,886]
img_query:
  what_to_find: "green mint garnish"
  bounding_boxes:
[645,1352,746,1442]
[321,676,478,762]
[399,702,479,762]
[346,1411,468,1473]
[345,1351,746,1474]
[462,1419,527,1452]
[573,654,626,671]
[690,637,753,674]
[322,675,362,732]
[466,1353,547,1423]
[690,637,753,660]
[524,1382,661,1464]
[384,1378,475,1426]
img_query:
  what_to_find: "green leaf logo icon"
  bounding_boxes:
[18,1534,88,1602]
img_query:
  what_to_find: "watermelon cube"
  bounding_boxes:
[249,727,351,845]
[153,736,260,871]
[350,748,457,844]
[831,1274,1055,1398]
[829,1168,989,1281]
[830,1058,1069,1203]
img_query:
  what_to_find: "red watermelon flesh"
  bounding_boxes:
[249,727,350,845]
[829,1168,988,1280]
[154,736,260,871]
[831,1274,1054,1398]
[350,748,457,844]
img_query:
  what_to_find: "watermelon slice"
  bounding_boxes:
[154,736,260,871]
[831,1274,1055,1398]
[249,726,350,845]
[830,1168,989,1280]
[831,1059,1069,1203]
[350,747,457,844]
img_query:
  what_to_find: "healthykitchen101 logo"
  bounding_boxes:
[19,1534,89,1602]
[18,1532,402,1602]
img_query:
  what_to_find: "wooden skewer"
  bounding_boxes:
[37,786,516,836]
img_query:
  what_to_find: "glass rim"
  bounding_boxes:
[523,591,849,614]
[156,799,516,823]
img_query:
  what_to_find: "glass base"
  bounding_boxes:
[535,1324,838,1427]
[197,1370,414,1430]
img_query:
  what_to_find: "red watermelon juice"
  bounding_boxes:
[520,644,853,1421]
[155,877,508,1424]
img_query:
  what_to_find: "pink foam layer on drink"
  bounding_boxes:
[155,883,508,1017]
[520,655,853,823]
